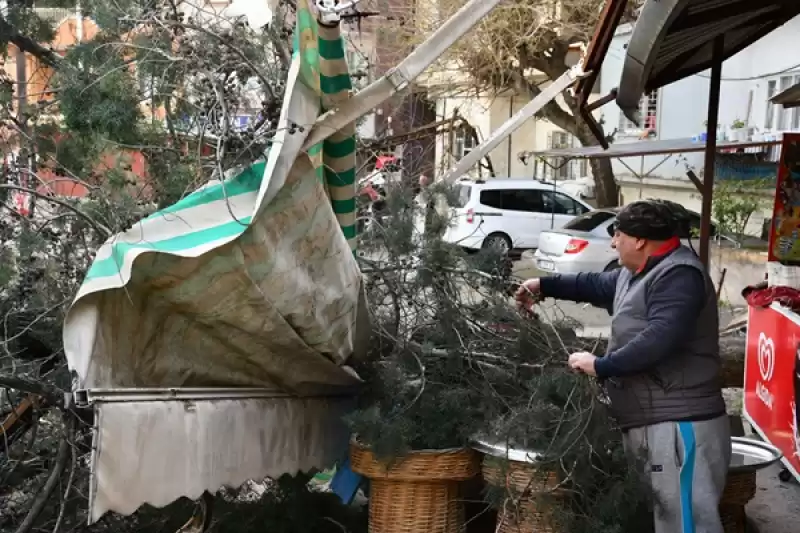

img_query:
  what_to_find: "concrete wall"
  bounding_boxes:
[709,247,767,308]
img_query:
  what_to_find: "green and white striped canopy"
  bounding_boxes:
[63,0,365,393]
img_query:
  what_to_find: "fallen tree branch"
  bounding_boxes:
[14,410,73,533]
[0,375,63,407]
[0,18,63,68]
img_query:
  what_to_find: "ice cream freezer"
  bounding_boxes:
[743,303,800,483]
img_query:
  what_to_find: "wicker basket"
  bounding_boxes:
[350,440,480,533]
[481,457,563,533]
[719,471,757,533]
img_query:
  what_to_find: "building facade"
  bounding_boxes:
[597,18,800,235]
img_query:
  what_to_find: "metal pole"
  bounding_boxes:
[699,36,724,266]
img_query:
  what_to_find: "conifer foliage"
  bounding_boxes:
[350,182,654,532]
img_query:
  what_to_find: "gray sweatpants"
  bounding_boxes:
[623,415,732,533]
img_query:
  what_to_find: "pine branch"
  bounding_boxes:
[0,17,62,69]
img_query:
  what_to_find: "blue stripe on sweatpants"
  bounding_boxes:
[677,421,697,533]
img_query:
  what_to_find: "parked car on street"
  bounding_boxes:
[436,178,593,253]
[531,208,731,274]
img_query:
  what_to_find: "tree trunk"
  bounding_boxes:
[589,157,619,208]
[576,127,619,207]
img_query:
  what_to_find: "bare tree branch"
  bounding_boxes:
[13,411,73,533]
[0,185,111,237]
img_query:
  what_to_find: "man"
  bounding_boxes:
[515,199,731,533]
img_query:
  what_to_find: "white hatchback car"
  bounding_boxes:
[439,179,593,253]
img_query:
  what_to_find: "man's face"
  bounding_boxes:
[611,230,645,271]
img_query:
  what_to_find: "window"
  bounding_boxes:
[479,190,503,209]
[619,91,658,134]
[764,75,800,131]
[777,76,793,130]
[541,191,584,216]
[449,184,472,208]
[549,131,571,179]
[346,49,371,90]
[563,210,616,231]
[547,131,588,179]
[452,127,477,161]
[766,80,777,129]
[479,189,543,212]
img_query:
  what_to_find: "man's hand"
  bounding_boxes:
[568,352,597,376]
[514,278,542,310]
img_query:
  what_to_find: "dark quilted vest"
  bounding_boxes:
[604,246,725,430]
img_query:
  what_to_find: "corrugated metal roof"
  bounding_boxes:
[772,81,800,108]
[616,0,800,123]
[522,137,779,160]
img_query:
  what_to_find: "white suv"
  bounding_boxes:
[439,179,593,253]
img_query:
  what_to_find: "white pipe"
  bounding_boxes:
[302,0,511,150]
[440,65,587,184]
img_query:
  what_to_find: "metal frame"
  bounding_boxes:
[73,386,359,406]
[519,136,779,262]
[74,387,289,406]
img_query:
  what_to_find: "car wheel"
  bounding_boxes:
[604,260,621,272]
[483,233,512,255]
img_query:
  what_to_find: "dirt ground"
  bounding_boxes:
[747,461,800,532]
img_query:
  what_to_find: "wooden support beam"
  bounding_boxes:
[699,36,724,266]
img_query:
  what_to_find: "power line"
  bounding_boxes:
[697,61,800,81]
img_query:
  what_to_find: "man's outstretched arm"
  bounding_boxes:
[539,270,621,313]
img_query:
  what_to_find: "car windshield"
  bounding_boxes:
[562,210,616,232]
[448,184,472,208]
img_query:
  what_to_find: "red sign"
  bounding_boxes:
[768,133,800,263]
[744,305,800,481]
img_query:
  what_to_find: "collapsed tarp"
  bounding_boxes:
[63,1,368,521]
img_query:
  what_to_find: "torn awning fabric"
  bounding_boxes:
[62,0,368,522]
[63,1,365,394]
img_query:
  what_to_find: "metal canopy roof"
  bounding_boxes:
[772,81,800,109]
[616,0,800,123]
[523,137,779,160]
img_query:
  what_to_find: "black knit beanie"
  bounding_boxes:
[612,199,691,240]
